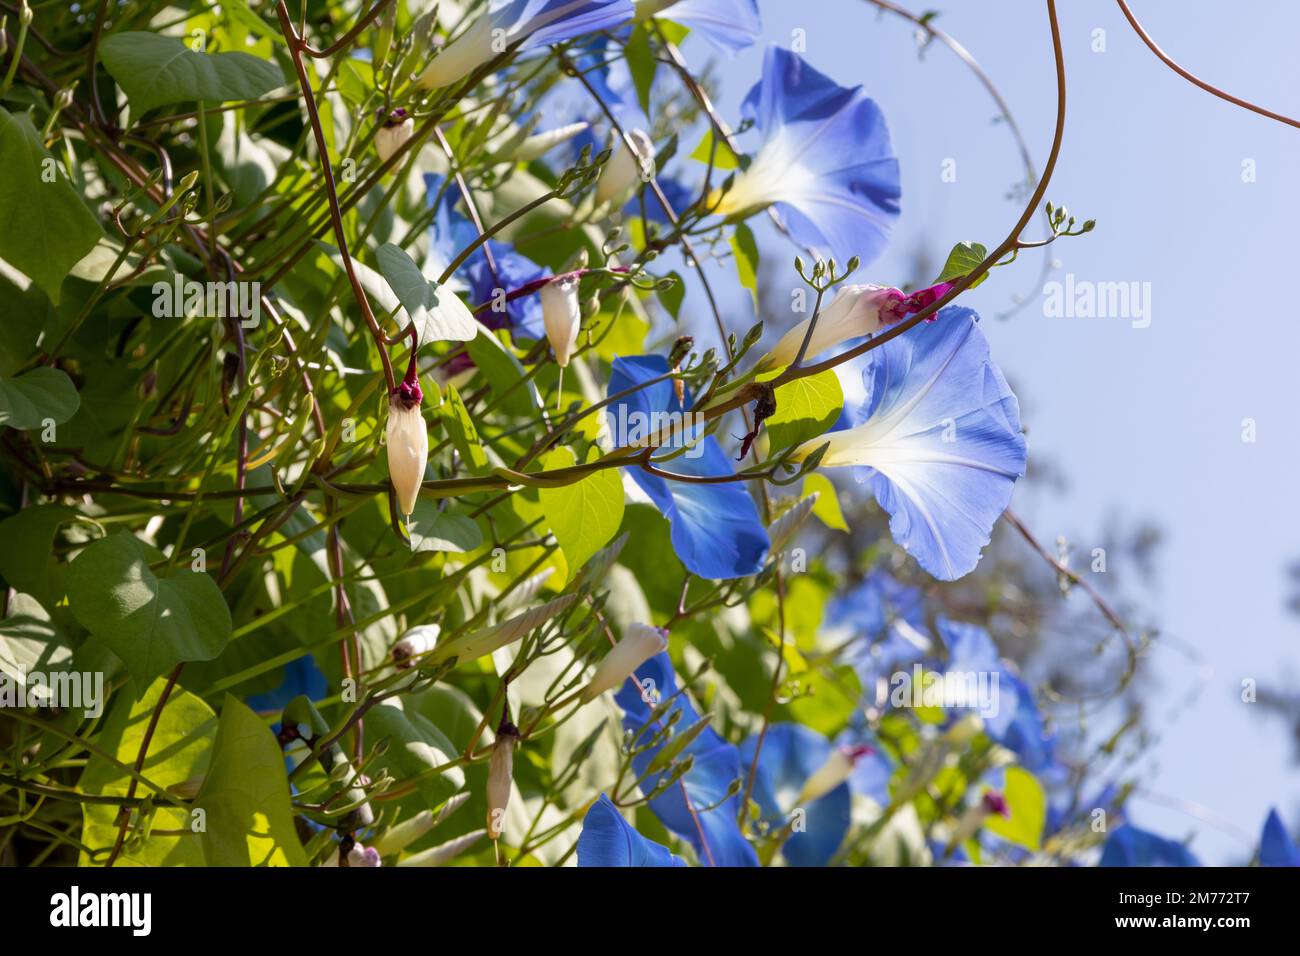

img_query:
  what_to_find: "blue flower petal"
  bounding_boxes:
[1260,808,1300,867]
[245,654,329,717]
[498,0,636,50]
[825,569,930,690]
[936,618,1021,739]
[825,308,1026,580]
[625,176,698,224]
[423,173,550,340]
[577,793,686,866]
[614,653,758,866]
[1100,825,1201,867]
[726,46,900,266]
[607,355,769,579]
[740,723,851,867]
[648,0,761,54]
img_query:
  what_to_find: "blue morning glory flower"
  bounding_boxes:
[418,1,636,90]
[824,569,930,690]
[936,619,1069,788]
[245,653,329,718]
[801,308,1027,581]
[739,723,852,866]
[712,46,900,266]
[1099,824,1201,867]
[423,173,549,341]
[577,793,686,866]
[574,34,649,131]
[937,618,1023,739]
[636,0,762,54]
[1259,808,1300,867]
[615,652,758,866]
[626,175,698,225]
[607,355,769,579]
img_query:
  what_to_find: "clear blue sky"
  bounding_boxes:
[678,0,1300,863]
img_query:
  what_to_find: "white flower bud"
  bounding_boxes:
[376,112,414,164]
[386,384,428,517]
[370,810,435,858]
[392,624,440,667]
[595,129,655,206]
[539,275,581,368]
[515,121,590,162]
[486,727,520,840]
[416,13,494,90]
[323,842,382,867]
[762,284,897,369]
[580,623,669,703]
[797,744,874,804]
[946,790,1010,853]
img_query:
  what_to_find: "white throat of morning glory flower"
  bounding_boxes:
[710,131,817,218]
[796,343,970,470]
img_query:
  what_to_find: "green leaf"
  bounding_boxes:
[80,678,218,866]
[624,23,657,118]
[0,504,78,606]
[655,20,692,45]
[731,222,760,310]
[787,661,860,736]
[0,367,80,430]
[983,766,1046,851]
[441,384,489,473]
[66,534,232,686]
[464,330,540,418]
[0,593,73,685]
[196,696,308,866]
[409,500,483,554]
[224,0,289,48]
[375,243,477,344]
[658,270,685,320]
[689,127,740,170]
[0,109,102,304]
[366,698,465,810]
[99,32,284,115]
[801,473,849,533]
[538,448,625,582]
[935,240,988,289]
[765,369,842,450]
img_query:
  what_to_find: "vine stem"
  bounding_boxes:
[275,0,396,393]
[1115,0,1300,130]
[103,665,182,867]
[859,0,1053,318]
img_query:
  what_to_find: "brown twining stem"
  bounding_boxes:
[103,664,183,867]
[1115,0,1300,130]
[1001,509,1133,648]
[859,0,1053,317]
[300,0,396,59]
[275,0,396,393]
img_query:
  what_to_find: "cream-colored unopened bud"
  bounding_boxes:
[580,623,669,703]
[762,284,896,369]
[386,383,428,517]
[486,727,520,840]
[596,129,655,206]
[392,624,440,667]
[376,113,414,163]
[540,276,582,368]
